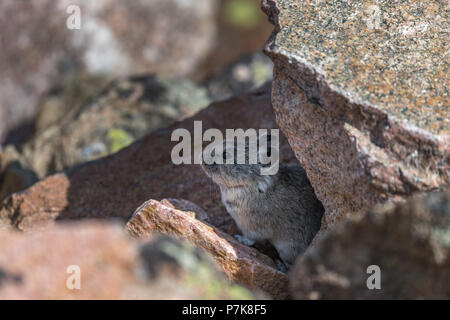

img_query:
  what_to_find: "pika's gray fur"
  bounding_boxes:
[201,136,324,268]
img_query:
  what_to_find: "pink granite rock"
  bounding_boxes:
[127,199,289,299]
[262,0,449,229]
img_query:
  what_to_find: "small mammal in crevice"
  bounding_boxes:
[201,135,324,270]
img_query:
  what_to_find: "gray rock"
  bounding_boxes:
[290,190,450,299]
[262,0,449,228]
[18,75,211,178]
[204,52,273,101]
[0,0,218,143]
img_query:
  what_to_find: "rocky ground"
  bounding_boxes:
[0,0,448,299]
[0,85,293,299]
[0,222,257,299]
[0,0,271,145]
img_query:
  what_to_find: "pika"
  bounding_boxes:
[201,135,324,269]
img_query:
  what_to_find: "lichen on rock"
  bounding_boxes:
[261,0,449,229]
[17,75,211,179]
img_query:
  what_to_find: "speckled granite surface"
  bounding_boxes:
[262,0,449,228]
[264,0,449,136]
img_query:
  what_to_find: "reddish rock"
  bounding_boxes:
[0,221,254,299]
[0,85,294,298]
[290,190,450,299]
[127,199,288,299]
[160,198,211,224]
[0,222,136,299]
[0,84,297,235]
[0,174,69,230]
